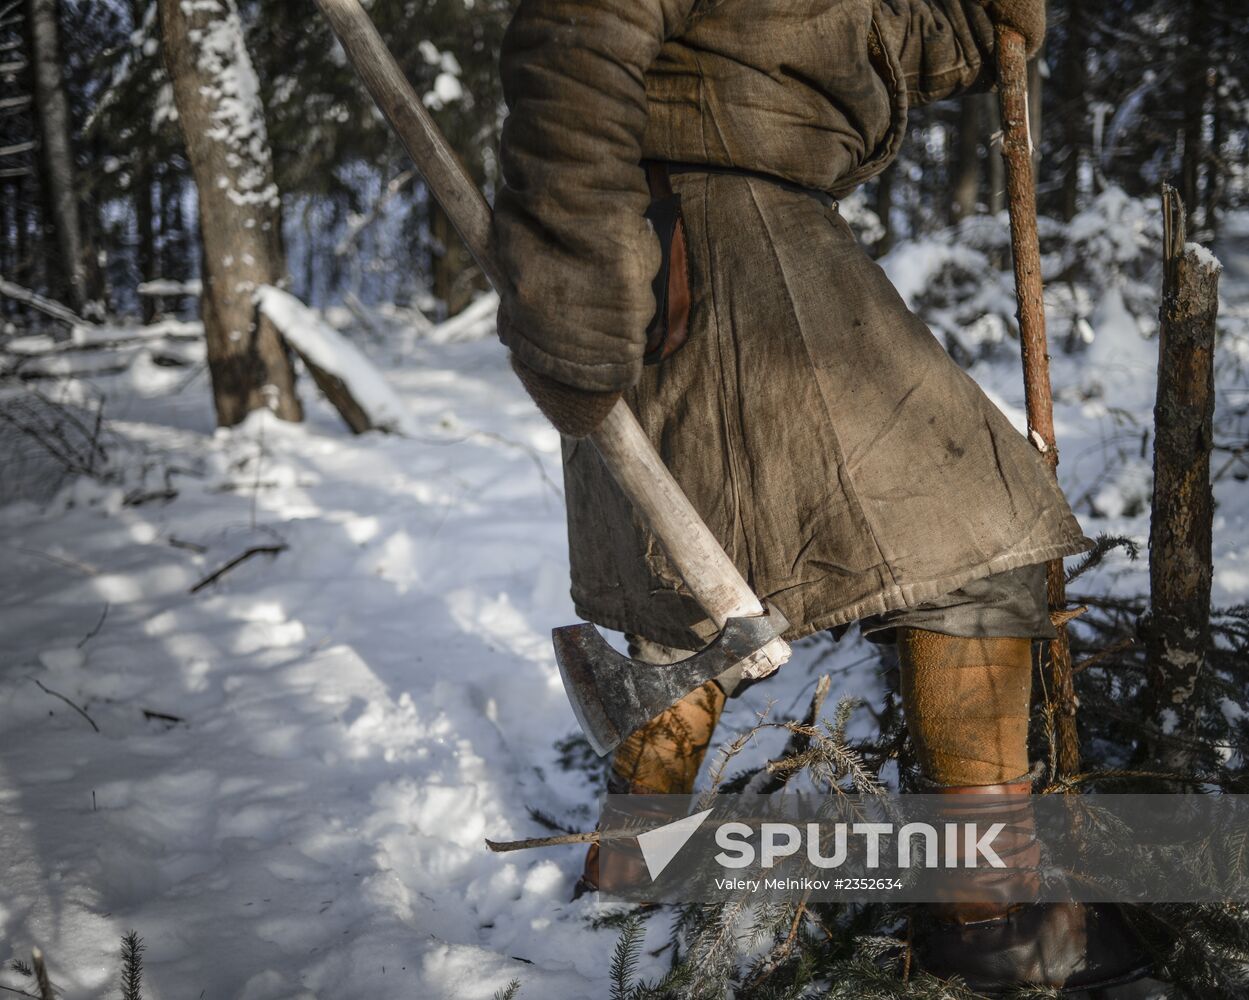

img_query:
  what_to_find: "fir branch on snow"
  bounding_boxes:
[492,979,521,1000]
[120,931,144,1000]
[609,915,644,1000]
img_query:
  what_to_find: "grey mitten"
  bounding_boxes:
[511,355,620,438]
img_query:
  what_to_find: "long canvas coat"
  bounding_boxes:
[490,0,1091,650]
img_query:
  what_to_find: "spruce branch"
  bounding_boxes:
[609,915,644,1000]
[120,931,144,1000]
[492,979,521,1000]
[1064,533,1140,583]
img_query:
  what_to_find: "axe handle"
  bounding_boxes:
[315,0,789,668]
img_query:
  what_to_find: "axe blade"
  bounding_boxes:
[553,606,788,756]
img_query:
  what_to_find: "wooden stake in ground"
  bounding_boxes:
[1147,185,1219,760]
[994,27,1080,776]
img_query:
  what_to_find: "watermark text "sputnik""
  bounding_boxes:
[713,822,1007,869]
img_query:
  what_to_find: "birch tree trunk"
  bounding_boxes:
[25,0,87,312]
[157,0,302,426]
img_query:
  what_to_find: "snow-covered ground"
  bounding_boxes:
[1,206,1246,999]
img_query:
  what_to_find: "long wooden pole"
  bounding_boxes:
[314,0,788,676]
[995,27,1080,775]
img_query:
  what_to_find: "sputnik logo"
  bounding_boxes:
[636,808,714,880]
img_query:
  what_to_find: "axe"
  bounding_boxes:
[314,0,791,756]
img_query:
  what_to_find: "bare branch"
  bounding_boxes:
[189,544,288,594]
[0,277,85,327]
[29,678,99,733]
[77,603,110,649]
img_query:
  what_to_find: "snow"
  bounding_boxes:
[423,291,499,344]
[256,286,417,434]
[138,279,203,297]
[183,0,279,210]
[0,290,890,996]
[418,41,465,110]
[1,200,1247,997]
[1185,240,1223,273]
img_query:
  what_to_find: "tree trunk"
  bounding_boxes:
[1146,186,1219,762]
[135,159,157,323]
[1180,0,1210,236]
[1057,5,1088,221]
[951,96,981,223]
[157,0,302,426]
[985,93,1006,216]
[1027,51,1043,177]
[160,164,187,284]
[874,162,895,255]
[25,0,88,312]
[1,182,15,317]
[1203,69,1223,243]
[429,197,479,317]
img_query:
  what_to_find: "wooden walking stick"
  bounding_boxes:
[995,27,1080,776]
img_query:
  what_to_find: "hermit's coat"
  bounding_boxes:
[491,0,1090,649]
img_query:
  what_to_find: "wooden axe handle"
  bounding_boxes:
[314,0,789,668]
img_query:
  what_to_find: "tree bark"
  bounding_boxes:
[874,161,895,255]
[1180,0,1210,235]
[996,27,1080,776]
[1027,51,1043,177]
[135,160,157,323]
[1146,186,1219,758]
[985,93,1006,216]
[1057,5,1088,221]
[429,197,479,317]
[1203,68,1223,243]
[25,0,88,312]
[157,0,302,426]
[951,96,981,223]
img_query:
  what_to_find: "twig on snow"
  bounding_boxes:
[142,708,185,726]
[189,544,288,594]
[485,827,638,854]
[31,948,53,1000]
[77,602,110,648]
[30,678,99,733]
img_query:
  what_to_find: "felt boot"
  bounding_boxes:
[575,648,725,897]
[899,628,1153,993]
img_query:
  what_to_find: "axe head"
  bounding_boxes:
[553,605,789,756]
